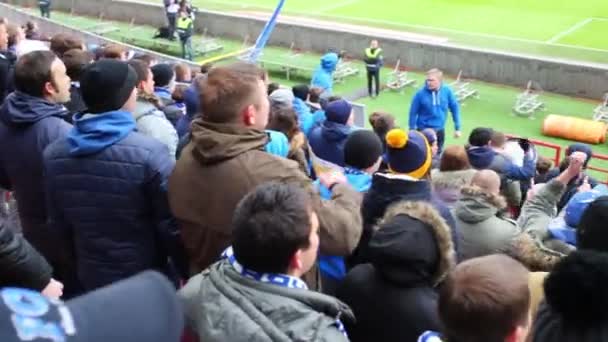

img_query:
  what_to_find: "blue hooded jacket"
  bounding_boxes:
[264,130,289,158]
[176,84,199,138]
[154,86,173,103]
[409,83,461,131]
[466,146,535,181]
[292,97,315,136]
[43,110,187,293]
[308,120,352,167]
[0,91,70,263]
[311,53,339,95]
[315,167,372,280]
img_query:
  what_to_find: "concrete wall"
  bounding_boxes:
[5,0,608,99]
[0,2,200,68]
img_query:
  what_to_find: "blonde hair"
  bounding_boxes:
[427,68,443,79]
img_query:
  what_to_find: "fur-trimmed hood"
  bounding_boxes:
[453,185,507,223]
[431,169,476,190]
[369,201,456,286]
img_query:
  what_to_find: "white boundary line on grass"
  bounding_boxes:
[314,0,360,14]
[197,0,608,53]
[546,18,593,43]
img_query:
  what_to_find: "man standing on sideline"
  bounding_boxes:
[409,68,461,153]
[176,9,194,61]
[166,0,180,41]
[39,0,51,18]
[364,40,383,98]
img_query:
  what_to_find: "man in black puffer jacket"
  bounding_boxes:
[338,201,456,342]
[0,218,64,297]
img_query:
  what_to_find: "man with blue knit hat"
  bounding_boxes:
[350,128,459,267]
[316,129,383,294]
[309,99,353,168]
[409,68,461,153]
[43,59,187,293]
[311,52,339,97]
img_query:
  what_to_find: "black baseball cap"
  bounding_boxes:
[0,271,183,342]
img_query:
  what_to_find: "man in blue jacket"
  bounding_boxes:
[466,127,535,205]
[311,52,338,97]
[43,60,187,294]
[309,99,353,168]
[409,68,461,152]
[315,129,383,295]
[0,50,72,290]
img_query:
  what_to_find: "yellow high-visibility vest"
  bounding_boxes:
[176,17,193,30]
[365,47,382,59]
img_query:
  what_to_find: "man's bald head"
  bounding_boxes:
[471,170,501,195]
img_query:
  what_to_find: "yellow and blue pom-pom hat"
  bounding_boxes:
[385,128,432,179]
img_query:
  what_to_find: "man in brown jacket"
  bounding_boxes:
[169,63,362,288]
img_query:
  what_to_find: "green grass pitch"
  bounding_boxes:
[174,0,608,64]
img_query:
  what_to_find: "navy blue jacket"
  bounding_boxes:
[467,146,535,181]
[0,92,70,262]
[350,173,460,267]
[43,111,187,292]
[308,121,351,167]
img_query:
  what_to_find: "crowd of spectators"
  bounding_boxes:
[1,16,608,342]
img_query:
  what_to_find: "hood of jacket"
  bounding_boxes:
[67,110,136,156]
[369,201,455,286]
[321,120,351,142]
[189,118,268,165]
[264,130,289,158]
[466,146,496,169]
[320,53,339,72]
[431,169,476,191]
[345,170,372,193]
[369,173,433,202]
[453,186,507,224]
[0,91,68,126]
[133,99,162,121]
[188,260,355,341]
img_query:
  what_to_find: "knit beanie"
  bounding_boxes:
[577,196,608,252]
[292,84,309,101]
[151,63,175,87]
[325,99,352,125]
[269,88,294,108]
[344,130,383,170]
[386,128,431,179]
[532,251,608,342]
[421,128,437,145]
[80,59,137,114]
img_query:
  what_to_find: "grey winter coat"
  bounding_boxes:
[453,186,560,271]
[431,169,476,208]
[179,260,353,342]
[517,179,573,256]
[133,100,178,159]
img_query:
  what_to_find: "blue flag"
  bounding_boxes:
[246,0,286,63]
